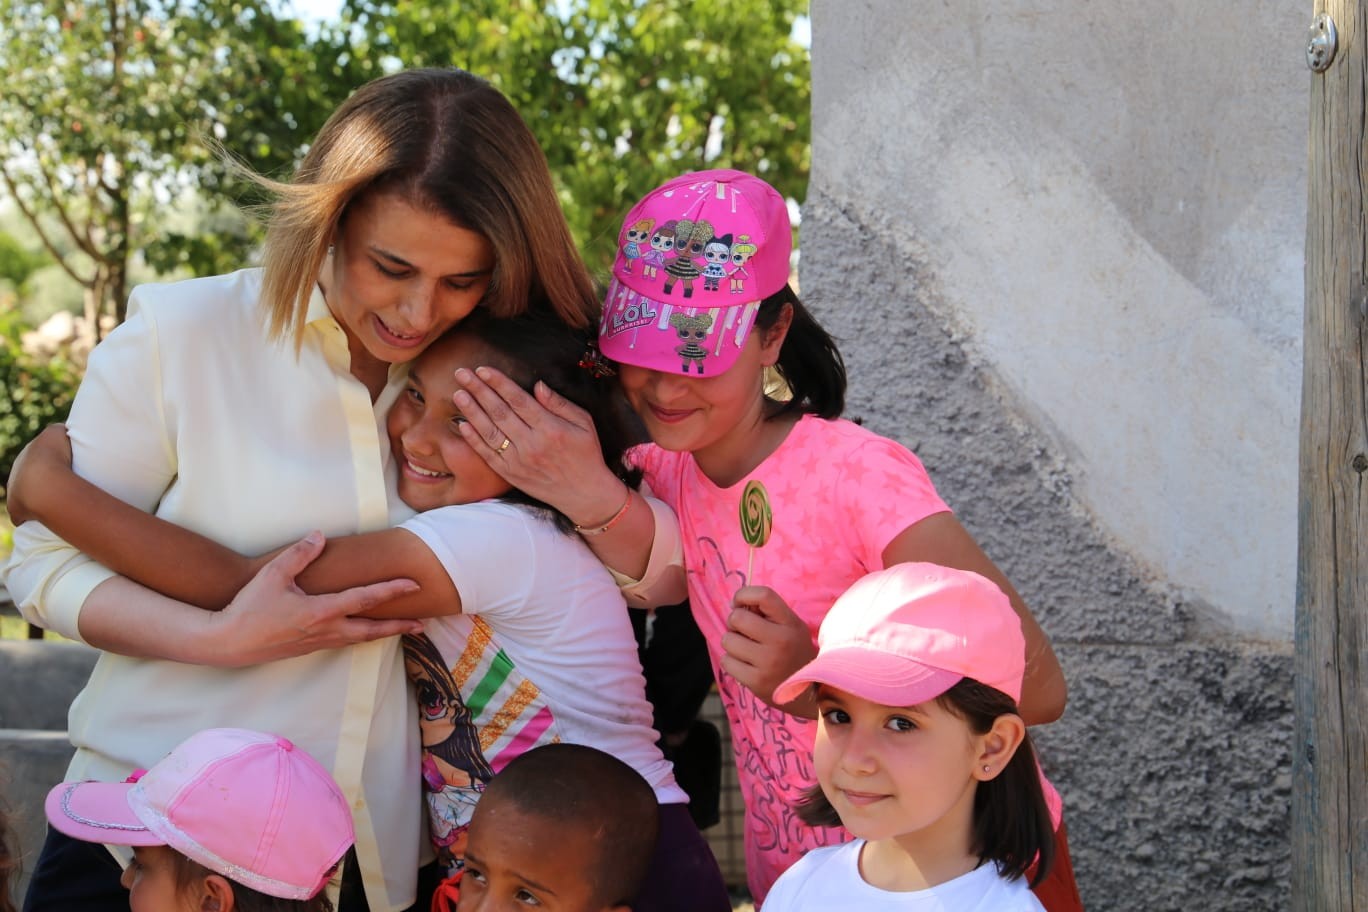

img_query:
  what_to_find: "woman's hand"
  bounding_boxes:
[6,424,74,525]
[452,366,628,526]
[205,532,424,667]
[721,586,819,718]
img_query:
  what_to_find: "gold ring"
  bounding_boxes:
[497,437,511,453]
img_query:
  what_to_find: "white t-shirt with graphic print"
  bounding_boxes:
[400,500,686,875]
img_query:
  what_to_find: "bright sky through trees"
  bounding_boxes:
[281,0,811,44]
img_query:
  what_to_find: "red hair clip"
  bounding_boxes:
[578,345,617,379]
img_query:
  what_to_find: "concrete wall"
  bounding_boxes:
[805,2,1299,908]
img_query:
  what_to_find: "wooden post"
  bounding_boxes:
[1294,1,1368,908]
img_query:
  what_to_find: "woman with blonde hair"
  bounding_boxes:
[5,68,676,912]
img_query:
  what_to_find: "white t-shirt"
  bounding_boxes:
[762,840,1046,911]
[401,500,687,875]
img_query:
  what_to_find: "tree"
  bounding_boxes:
[0,0,367,331]
[344,0,811,267]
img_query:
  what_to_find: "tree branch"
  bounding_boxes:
[0,160,96,286]
[37,156,102,261]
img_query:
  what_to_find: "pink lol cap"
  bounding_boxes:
[773,563,1026,707]
[598,169,792,377]
[45,727,354,900]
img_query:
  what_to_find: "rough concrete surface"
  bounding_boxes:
[800,194,1291,910]
[0,640,98,730]
[807,0,1304,641]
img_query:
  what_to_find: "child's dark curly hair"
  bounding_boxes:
[452,307,643,533]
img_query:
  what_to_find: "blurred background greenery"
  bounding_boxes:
[0,0,811,497]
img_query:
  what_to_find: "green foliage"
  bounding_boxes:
[344,0,811,268]
[0,0,369,322]
[1,1,811,326]
[0,316,80,496]
[0,231,51,292]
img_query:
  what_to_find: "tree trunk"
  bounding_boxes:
[1293,1,1368,909]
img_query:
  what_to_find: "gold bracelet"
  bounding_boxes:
[573,487,634,537]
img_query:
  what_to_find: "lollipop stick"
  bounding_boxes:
[739,480,773,587]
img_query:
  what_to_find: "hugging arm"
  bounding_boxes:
[2,307,421,660]
[79,537,423,667]
[9,426,460,620]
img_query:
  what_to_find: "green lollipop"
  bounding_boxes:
[739,479,773,582]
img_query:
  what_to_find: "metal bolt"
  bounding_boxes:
[1307,13,1338,72]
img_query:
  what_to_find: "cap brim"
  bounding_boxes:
[599,277,759,376]
[45,781,161,846]
[773,647,964,708]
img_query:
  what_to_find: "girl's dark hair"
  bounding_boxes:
[757,284,847,420]
[453,308,643,533]
[169,851,336,912]
[794,678,1055,886]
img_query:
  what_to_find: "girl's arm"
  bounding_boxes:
[78,536,424,666]
[720,515,1068,725]
[9,426,461,619]
[881,513,1068,726]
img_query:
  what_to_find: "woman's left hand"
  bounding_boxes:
[452,366,628,524]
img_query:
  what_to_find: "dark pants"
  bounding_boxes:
[22,828,125,912]
[23,828,439,912]
[633,803,731,912]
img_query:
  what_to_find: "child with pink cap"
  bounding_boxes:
[44,728,353,912]
[762,563,1054,911]
[445,168,1079,907]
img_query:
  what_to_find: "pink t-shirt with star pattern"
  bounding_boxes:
[630,414,951,903]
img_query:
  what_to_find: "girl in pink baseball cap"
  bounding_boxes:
[45,728,353,912]
[763,564,1054,911]
[445,168,1080,910]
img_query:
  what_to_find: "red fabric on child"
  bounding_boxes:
[1030,821,1085,912]
[430,871,462,912]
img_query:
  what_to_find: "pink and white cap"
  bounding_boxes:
[598,169,792,377]
[44,727,354,900]
[773,563,1026,708]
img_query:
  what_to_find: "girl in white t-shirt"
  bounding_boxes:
[8,308,729,912]
[762,564,1055,912]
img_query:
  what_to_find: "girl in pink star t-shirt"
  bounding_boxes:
[449,170,1081,911]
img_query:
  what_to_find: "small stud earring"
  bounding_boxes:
[982,765,991,773]
[327,244,335,257]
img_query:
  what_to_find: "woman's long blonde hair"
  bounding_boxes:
[254,68,598,349]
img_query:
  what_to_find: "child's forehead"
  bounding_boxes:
[469,803,606,896]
